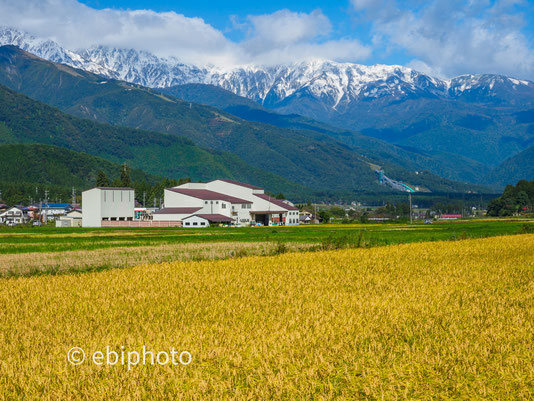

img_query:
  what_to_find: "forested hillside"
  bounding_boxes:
[0,45,482,195]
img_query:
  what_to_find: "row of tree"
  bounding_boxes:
[95,165,191,207]
[0,164,191,207]
[487,180,534,216]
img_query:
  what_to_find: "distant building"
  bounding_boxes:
[40,203,72,217]
[0,206,26,225]
[55,210,83,227]
[438,214,463,220]
[82,187,135,227]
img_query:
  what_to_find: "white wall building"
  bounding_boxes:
[0,207,26,225]
[153,179,299,227]
[55,210,82,227]
[82,187,135,227]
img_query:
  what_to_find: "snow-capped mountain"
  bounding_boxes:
[1,27,533,110]
[0,28,116,78]
[79,46,205,87]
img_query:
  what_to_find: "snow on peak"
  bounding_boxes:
[1,27,533,109]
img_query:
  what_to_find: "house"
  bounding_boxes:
[438,214,463,220]
[82,187,135,227]
[0,206,26,225]
[153,179,300,227]
[40,203,72,218]
[181,214,234,227]
[299,214,312,224]
[55,210,83,227]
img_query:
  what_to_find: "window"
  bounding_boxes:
[205,201,208,204]
[222,203,226,209]
[193,222,198,226]
[185,222,190,226]
[216,201,219,204]
[210,201,213,204]
[200,222,206,226]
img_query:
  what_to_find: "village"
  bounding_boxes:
[0,178,476,228]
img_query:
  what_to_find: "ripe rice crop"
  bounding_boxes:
[0,235,533,399]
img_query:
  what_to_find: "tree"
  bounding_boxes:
[96,170,109,187]
[120,163,131,187]
[275,192,286,200]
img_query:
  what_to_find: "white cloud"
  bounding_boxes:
[351,0,534,79]
[240,9,371,64]
[0,0,241,66]
[0,0,371,67]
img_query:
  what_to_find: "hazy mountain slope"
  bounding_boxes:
[0,83,304,196]
[1,28,532,185]
[163,83,489,184]
[486,144,534,187]
[0,46,477,194]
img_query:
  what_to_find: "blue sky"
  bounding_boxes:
[1,0,533,79]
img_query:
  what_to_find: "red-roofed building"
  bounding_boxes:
[153,179,300,227]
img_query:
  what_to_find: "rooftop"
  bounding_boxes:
[168,188,252,204]
[213,179,263,190]
[93,187,134,191]
[192,214,235,222]
[253,193,298,210]
[153,207,202,215]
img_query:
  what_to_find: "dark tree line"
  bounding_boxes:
[487,180,534,216]
[95,164,191,207]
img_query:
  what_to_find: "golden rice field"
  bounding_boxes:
[0,241,314,276]
[1,235,533,400]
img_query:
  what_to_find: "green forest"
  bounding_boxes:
[487,180,534,216]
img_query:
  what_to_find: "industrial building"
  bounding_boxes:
[153,179,299,227]
[82,187,135,227]
[81,180,299,228]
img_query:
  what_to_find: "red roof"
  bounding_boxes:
[253,193,298,210]
[153,207,202,215]
[214,179,263,190]
[168,188,252,204]
[186,214,234,222]
[95,187,134,190]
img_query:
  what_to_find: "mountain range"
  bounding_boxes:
[0,45,482,201]
[0,26,533,191]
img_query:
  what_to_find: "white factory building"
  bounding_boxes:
[82,187,135,227]
[153,179,300,227]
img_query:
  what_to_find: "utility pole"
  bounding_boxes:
[71,187,76,207]
[409,193,413,224]
[43,190,49,224]
[143,192,146,207]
